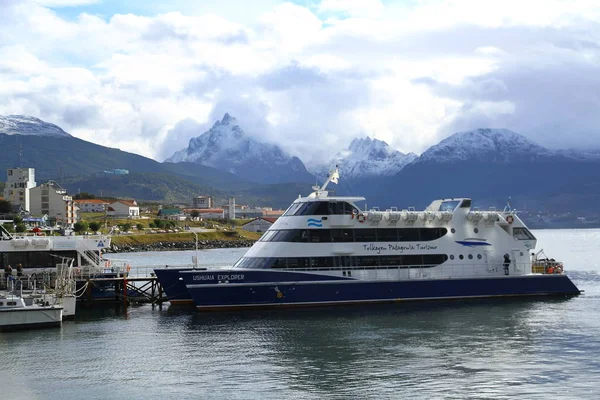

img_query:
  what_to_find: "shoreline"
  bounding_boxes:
[105,238,256,253]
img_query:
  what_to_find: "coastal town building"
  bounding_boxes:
[29,181,78,225]
[183,208,225,220]
[107,200,140,218]
[193,196,213,209]
[74,199,110,213]
[158,208,186,221]
[3,168,36,212]
[241,217,278,233]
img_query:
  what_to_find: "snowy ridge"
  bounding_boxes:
[166,113,313,184]
[313,137,417,179]
[0,115,71,137]
[417,128,553,163]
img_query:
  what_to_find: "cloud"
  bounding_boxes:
[1,0,600,170]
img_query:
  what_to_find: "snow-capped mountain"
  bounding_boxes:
[0,115,71,137]
[165,113,314,184]
[313,137,417,180]
[416,128,552,164]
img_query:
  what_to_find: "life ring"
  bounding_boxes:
[126,264,131,273]
[357,213,366,223]
[351,210,358,219]
[506,215,514,224]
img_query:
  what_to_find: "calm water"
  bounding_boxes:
[1,229,599,399]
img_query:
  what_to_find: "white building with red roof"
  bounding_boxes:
[74,199,111,213]
[107,200,140,218]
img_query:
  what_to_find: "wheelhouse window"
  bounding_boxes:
[439,200,460,212]
[282,201,359,216]
[513,227,536,240]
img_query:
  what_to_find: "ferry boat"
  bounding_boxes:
[0,226,114,277]
[178,168,581,310]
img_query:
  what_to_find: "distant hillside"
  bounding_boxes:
[61,172,313,208]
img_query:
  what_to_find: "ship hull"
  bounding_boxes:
[154,268,195,305]
[183,271,581,311]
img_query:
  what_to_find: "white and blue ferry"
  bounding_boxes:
[178,168,580,310]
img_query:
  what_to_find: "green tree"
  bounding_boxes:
[73,192,96,200]
[89,221,101,232]
[136,223,144,231]
[191,210,200,219]
[13,216,23,225]
[2,222,15,233]
[120,222,132,232]
[15,223,27,233]
[148,221,156,229]
[153,219,164,229]
[0,200,11,214]
[73,221,89,234]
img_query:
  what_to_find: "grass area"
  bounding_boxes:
[111,230,261,246]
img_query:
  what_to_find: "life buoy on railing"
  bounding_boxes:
[506,215,514,224]
[126,264,131,273]
[357,213,366,223]
[351,209,358,219]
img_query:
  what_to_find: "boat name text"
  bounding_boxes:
[363,243,438,254]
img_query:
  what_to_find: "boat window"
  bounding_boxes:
[260,228,447,243]
[513,227,536,240]
[328,202,357,215]
[283,202,303,216]
[423,228,448,241]
[354,229,377,242]
[459,199,472,208]
[237,254,448,270]
[378,229,398,241]
[331,229,353,242]
[294,202,330,216]
[0,302,3,306]
[439,200,460,212]
[309,230,331,242]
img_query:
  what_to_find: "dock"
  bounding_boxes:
[77,275,168,307]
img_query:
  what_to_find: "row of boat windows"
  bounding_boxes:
[0,301,18,306]
[259,228,448,243]
[283,201,358,216]
[0,251,79,269]
[233,255,449,269]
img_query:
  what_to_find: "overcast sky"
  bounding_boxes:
[2,0,600,166]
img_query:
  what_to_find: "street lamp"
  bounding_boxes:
[192,231,198,269]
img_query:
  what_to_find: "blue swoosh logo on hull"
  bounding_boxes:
[455,241,492,247]
[307,218,323,227]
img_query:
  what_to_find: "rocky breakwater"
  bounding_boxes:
[105,239,256,253]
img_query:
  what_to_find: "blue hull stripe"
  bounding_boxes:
[184,274,580,310]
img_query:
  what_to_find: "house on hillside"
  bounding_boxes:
[242,217,278,233]
[107,200,140,218]
[75,199,110,213]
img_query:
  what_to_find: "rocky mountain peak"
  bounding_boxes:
[0,115,71,137]
[165,113,314,184]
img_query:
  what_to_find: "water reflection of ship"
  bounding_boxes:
[177,299,570,397]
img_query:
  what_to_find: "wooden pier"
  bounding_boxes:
[77,276,168,307]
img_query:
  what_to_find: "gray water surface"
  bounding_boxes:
[1,229,599,399]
